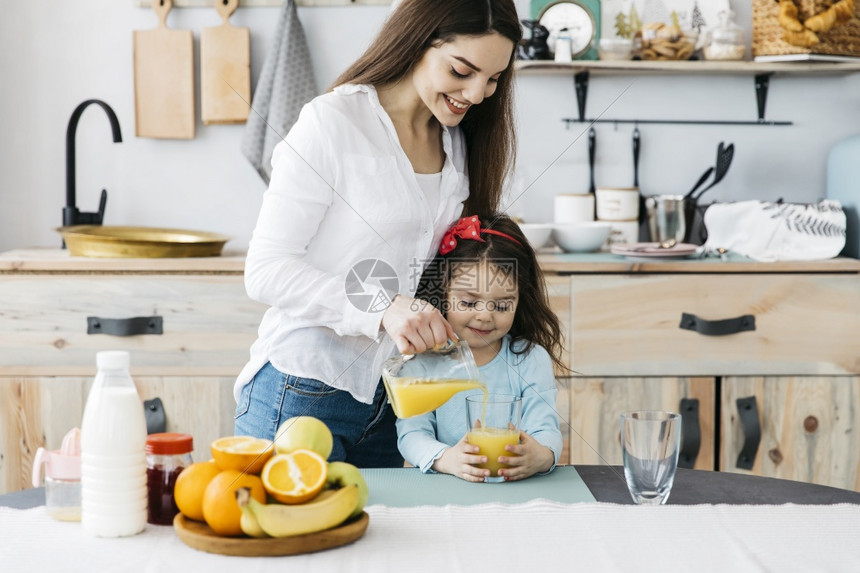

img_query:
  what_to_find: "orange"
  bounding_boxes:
[210,436,274,475]
[174,460,221,522]
[202,469,266,537]
[261,449,327,505]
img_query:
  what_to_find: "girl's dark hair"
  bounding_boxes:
[416,214,567,374]
[331,0,522,218]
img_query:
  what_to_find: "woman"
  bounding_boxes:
[234,0,522,468]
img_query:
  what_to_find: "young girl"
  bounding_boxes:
[397,214,566,482]
[234,0,522,467]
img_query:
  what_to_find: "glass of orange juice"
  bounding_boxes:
[466,394,522,483]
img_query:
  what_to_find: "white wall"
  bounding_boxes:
[2,1,858,252]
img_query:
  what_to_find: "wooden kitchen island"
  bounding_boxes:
[1,249,858,493]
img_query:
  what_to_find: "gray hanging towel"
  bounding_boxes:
[241,0,318,183]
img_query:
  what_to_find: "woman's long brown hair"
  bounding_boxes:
[331,0,522,218]
[416,214,568,374]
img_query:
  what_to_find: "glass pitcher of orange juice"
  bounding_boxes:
[382,340,484,418]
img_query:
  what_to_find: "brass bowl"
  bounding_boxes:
[57,225,230,258]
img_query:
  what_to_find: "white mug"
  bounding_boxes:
[596,187,640,221]
[554,194,595,223]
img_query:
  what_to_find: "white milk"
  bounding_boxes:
[80,351,148,538]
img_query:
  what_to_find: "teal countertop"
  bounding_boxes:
[361,466,595,507]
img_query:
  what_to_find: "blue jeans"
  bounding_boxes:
[234,362,403,468]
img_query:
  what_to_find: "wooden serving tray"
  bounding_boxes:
[173,512,369,556]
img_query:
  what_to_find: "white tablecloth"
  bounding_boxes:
[1,502,858,572]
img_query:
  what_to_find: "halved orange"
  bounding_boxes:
[261,449,327,505]
[210,436,274,475]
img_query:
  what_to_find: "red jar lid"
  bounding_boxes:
[146,432,193,455]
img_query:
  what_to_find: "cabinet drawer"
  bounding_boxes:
[0,275,266,375]
[569,274,860,376]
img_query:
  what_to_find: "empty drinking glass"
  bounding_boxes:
[620,411,681,505]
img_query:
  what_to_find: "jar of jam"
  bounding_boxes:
[145,433,193,525]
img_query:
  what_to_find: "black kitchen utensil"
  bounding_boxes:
[588,127,596,195]
[633,126,640,188]
[694,142,734,201]
[685,141,724,199]
[684,166,714,200]
[633,127,647,226]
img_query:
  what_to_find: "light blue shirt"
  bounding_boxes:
[396,336,562,473]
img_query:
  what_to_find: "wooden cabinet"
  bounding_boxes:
[721,376,860,490]
[3,249,859,492]
[543,254,860,490]
[0,250,266,494]
[558,376,715,471]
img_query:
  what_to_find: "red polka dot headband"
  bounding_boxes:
[439,216,523,255]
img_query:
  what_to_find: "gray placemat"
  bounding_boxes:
[362,466,595,507]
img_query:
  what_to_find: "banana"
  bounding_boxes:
[239,508,269,538]
[235,485,359,538]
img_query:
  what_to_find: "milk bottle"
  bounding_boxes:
[80,350,148,537]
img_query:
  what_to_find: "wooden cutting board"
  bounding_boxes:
[173,512,370,556]
[201,0,251,125]
[133,0,195,139]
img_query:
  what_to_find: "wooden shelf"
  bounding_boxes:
[514,59,860,77]
[515,59,860,126]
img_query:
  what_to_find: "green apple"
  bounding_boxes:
[274,416,333,459]
[326,461,369,519]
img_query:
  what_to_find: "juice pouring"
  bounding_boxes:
[382,340,484,419]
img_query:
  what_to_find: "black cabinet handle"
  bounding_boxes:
[678,398,700,469]
[679,312,755,336]
[736,396,761,470]
[87,316,163,336]
[144,397,166,434]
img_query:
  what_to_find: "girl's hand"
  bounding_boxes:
[496,431,554,482]
[432,435,491,482]
[382,295,457,354]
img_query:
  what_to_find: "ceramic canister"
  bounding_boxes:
[604,220,640,249]
[554,194,595,223]
[596,187,640,221]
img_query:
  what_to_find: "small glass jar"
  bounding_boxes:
[45,475,82,522]
[703,10,745,61]
[145,433,193,525]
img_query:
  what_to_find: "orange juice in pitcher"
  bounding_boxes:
[382,340,485,419]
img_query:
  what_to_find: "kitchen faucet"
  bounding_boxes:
[63,99,122,233]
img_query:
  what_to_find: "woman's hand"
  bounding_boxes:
[432,435,490,482]
[496,431,554,482]
[382,295,457,354]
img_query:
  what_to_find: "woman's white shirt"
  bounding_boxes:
[414,171,443,217]
[235,84,469,404]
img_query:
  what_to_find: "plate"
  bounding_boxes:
[611,242,699,258]
[173,511,369,556]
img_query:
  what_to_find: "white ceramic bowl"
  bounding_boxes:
[517,223,554,249]
[552,222,612,253]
